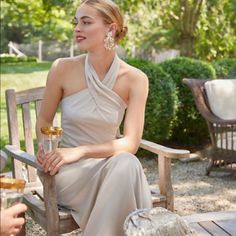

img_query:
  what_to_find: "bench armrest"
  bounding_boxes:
[4,145,37,168]
[5,145,60,230]
[140,139,190,159]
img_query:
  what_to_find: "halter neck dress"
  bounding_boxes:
[55,54,152,236]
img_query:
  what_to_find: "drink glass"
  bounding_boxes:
[41,126,63,153]
[0,177,26,209]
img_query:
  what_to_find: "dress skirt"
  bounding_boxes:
[55,152,152,236]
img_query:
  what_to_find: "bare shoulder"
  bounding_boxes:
[50,54,86,73]
[120,60,148,87]
[47,54,86,83]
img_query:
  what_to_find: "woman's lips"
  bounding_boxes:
[76,36,86,43]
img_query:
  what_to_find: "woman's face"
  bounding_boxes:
[74,4,109,52]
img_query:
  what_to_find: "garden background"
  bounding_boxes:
[1,0,236,156]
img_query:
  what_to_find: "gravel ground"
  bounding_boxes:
[25,155,236,235]
[142,156,236,216]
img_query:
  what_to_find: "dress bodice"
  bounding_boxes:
[60,54,127,148]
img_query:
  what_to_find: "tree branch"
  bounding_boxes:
[192,0,203,29]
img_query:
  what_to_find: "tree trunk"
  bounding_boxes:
[179,0,203,57]
[180,34,195,57]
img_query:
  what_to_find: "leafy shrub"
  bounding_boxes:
[0,54,37,63]
[159,57,216,145]
[126,58,178,142]
[212,58,236,79]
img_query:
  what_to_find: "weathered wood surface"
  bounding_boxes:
[140,139,190,158]
[183,210,236,236]
[5,145,37,168]
[140,139,190,211]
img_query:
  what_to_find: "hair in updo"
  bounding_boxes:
[80,0,128,42]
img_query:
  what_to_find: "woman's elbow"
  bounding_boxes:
[119,136,140,154]
[126,139,140,154]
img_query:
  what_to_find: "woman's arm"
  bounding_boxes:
[36,59,65,142]
[36,59,64,143]
[36,59,64,166]
[42,67,149,175]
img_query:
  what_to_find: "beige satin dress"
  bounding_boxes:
[55,54,152,236]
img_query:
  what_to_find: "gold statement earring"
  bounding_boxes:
[104,31,115,50]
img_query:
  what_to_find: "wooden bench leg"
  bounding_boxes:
[43,174,60,236]
[158,155,174,211]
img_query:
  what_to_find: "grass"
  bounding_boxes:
[0,62,52,171]
[0,62,52,74]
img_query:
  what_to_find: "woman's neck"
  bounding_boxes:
[87,50,117,81]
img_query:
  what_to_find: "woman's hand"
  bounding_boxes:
[41,147,81,175]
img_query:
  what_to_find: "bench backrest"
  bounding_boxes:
[5,87,45,181]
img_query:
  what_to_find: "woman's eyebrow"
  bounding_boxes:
[74,15,94,21]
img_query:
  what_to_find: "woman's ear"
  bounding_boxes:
[108,23,117,37]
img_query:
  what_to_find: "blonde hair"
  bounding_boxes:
[80,0,128,42]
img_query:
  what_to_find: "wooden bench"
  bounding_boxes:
[4,87,190,235]
[183,210,236,235]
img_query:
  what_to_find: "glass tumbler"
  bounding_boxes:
[0,177,26,209]
[41,126,63,154]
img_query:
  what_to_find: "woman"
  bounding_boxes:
[36,0,152,235]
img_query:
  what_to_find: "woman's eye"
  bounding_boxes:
[71,19,92,27]
[82,21,91,25]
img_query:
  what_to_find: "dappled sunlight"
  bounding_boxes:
[175,195,236,216]
[141,157,236,216]
[173,161,236,215]
[174,181,213,193]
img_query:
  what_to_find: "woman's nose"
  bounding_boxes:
[74,23,81,32]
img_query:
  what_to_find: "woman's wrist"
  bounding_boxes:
[75,145,87,160]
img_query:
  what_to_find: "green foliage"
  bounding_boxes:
[1,0,74,52]
[195,0,236,60]
[124,0,236,60]
[126,58,178,142]
[1,0,236,61]
[212,58,236,79]
[159,57,216,145]
[42,0,74,11]
[0,55,37,64]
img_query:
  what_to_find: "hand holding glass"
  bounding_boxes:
[0,177,26,209]
[41,126,63,153]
